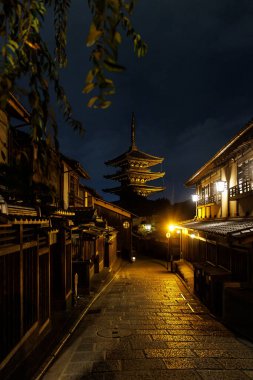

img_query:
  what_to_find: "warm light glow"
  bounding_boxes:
[191,194,199,202]
[166,232,171,238]
[216,181,226,192]
[168,224,175,232]
[144,224,152,231]
[190,233,195,239]
[123,221,130,229]
[176,230,181,234]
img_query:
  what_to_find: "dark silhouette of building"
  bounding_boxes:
[103,113,165,204]
[0,95,133,379]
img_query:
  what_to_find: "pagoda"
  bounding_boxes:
[103,114,165,200]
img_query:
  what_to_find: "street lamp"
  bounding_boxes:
[168,224,175,232]
[123,221,130,229]
[216,181,226,192]
[143,224,152,232]
[122,220,135,262]
[191,194,199,218]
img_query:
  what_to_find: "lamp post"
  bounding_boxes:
[123,220,135,262]
[166,232,171,271]
[177,228,182,260]
[166,224,175,272]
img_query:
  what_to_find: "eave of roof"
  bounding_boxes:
[7,93,30,123]
[61,154,90,179]
[105,147,164,167]
[103,184,166,194]
[94,197,133,217]
[104,170,165,181]
[185,120,253,186]
[180,218,253,243]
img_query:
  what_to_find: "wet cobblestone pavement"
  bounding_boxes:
[41,257,253,379]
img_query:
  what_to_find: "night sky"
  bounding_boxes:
[50,0,253,203]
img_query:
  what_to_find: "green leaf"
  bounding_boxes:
[82,82,95,94]
[100,100,112,109]
[86,69,94,84]
[87,96,99,108]
[7,54,15,67]
[6,44,16,54]
[9,40,19,50]
[86,23,103,47]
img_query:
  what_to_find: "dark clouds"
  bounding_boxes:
[54,0,253,203]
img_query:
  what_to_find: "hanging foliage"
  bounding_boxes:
[0,0,147,144]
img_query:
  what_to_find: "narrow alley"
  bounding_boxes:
[40,257,253,380]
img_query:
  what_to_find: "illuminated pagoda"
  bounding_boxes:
[103,113,165,201]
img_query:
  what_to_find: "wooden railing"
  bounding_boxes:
[7,204,38,217]
[229,180,253,198]
[197,193,221,205]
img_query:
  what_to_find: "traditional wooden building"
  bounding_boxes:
[186,120,253,219]
[0,95,127,377]
[104,114,165,200]
[0,96,58,378]
[0,93,30,167]
[61,155,90,209]
[94,197,132,259]
[178,119,253,338]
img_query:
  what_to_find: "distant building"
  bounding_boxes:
[103,113,165,201]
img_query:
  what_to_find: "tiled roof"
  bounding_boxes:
[104,169,165,180]
[103,183,165,194]
[105,148,164,166]
[181,218,253,238]
[3,215,49,225]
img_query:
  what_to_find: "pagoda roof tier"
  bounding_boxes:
[104,113,166,199]
[103,184,165,197]
[105,147,164,168]
[104,169,165,182]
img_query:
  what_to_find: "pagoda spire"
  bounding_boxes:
[104,114,166,200]
[130,112,137,150]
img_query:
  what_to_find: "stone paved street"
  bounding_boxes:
[41,257,253,379]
